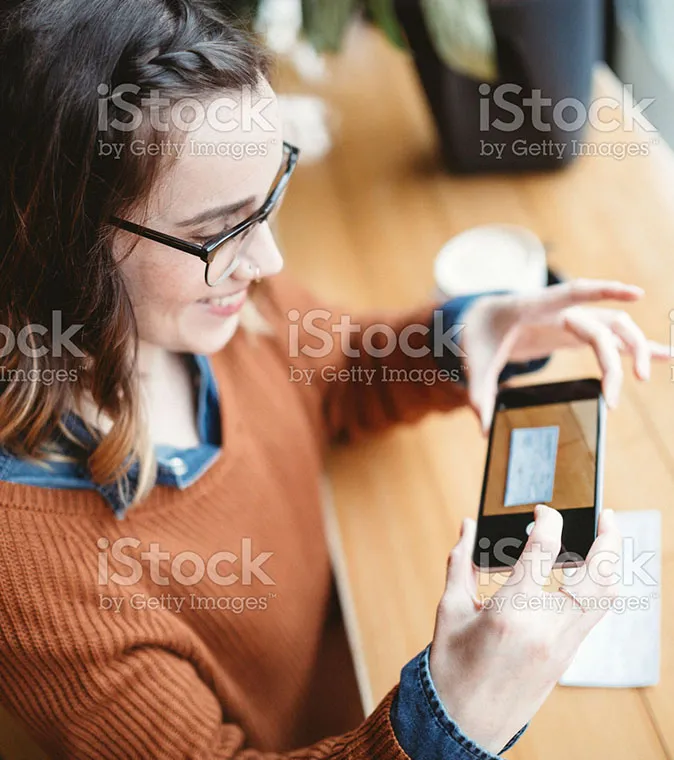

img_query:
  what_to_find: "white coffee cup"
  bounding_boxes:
[434,224,548,299]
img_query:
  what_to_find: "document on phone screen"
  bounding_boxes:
[504,425,560,507]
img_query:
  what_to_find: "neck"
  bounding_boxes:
[77,342,198,446]
[137,340,181,385]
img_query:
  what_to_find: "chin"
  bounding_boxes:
[185,313,242,355]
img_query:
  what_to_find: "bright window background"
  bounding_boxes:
[614,0,674,146]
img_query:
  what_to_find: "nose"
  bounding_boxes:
[232,221,284,283]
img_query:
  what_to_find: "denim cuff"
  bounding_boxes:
[390,645,528,759]
[429,293,551,387]
[497,356,551,385]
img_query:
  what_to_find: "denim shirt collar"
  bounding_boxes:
[0,354,222,519]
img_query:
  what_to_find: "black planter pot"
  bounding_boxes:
[394,0,604,173]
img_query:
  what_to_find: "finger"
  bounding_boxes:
[443,518,482,617]
[607,311,651,380]
[560,509,623,631]
[499,504,564,597]
[445,518,474,583]
[563,310,623,408]
[577,509,623,595]
[469,377,499,437]
[464,315,519,435]
[524,280,644,316]
[648,341,672,361]
[466,353,504,436]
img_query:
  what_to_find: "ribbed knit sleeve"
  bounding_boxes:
[0,505,411,760]
[259,274,469,445]
[0,273,478,759]
[2,633,408,759]
[3,642,406,759]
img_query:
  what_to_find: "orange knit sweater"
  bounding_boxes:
[0,274,468,758]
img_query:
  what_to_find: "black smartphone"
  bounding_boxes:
[473,378,606,572]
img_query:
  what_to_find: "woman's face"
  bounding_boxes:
[114,78,285,355]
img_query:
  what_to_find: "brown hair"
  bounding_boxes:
[0,0,271,506]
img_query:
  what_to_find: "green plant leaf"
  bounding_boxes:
[420,0,498,82]
[301,0,360,53]
[366,0,407,49]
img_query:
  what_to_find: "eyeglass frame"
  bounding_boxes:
[109,141,300,286]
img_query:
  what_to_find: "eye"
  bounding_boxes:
[192,232,215,245]
[191,221,233,245]
[191,206,255,244]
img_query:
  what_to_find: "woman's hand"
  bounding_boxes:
[429,506,621,755]
[460,279,670,431]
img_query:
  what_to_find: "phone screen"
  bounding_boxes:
[474,381,604,570]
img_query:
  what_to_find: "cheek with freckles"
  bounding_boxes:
[119,241,245,355]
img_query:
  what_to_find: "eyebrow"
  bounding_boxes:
[174,196,256,228]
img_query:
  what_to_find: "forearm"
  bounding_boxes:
[391,646,528,760]
[316,302,469,444]
[261,274,468,444]
[0,641,411,760]
[262,275,551,446]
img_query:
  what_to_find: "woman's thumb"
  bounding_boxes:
[442,518,481,618]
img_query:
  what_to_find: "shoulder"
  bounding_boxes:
[0,470,112,521]
[256,271,328,327]
[0,492,118,659]
[219,271,331,373]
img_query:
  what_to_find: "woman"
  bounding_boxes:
[0,1,667,758]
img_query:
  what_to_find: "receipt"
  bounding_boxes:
[504,426,560,507]
[559,510,661,688]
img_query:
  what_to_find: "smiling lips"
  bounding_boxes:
[197,289,248,317]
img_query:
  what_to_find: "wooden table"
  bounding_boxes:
[277,25,674,760]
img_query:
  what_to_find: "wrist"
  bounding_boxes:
[427,645,504,756]
[394,645,509,760]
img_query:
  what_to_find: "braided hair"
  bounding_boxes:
[0,0,271,505]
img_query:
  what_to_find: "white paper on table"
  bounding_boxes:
[559,510,661,688]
